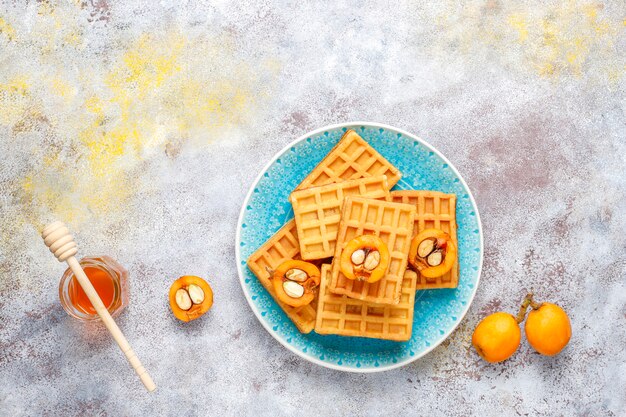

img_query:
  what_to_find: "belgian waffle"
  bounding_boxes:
[389,190,459,289]
[315,264,417,341]
[295,129,402,191]
[329,196,416,304]
[246,219,317,333]
[289,176,391,260]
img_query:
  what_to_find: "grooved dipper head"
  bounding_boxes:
[42,221,78,262]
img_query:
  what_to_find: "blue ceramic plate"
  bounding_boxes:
[236,122,483,372]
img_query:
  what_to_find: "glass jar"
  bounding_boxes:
[59,255,129,321]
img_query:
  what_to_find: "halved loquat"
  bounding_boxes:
[169,276,214,323]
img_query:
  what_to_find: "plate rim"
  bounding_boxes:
[235,121,484,373]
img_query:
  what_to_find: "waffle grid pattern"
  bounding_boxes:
[295,129,401,191]
[315,265,417,341]
[246,219,317,333]
[329,196,416,304]
[390,190,459,289]
[290,176,390,260]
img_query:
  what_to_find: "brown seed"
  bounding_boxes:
[427,250,443,267]
[351,249,366,265]
[417,239,435,258]
[283,281,305,298]
[363,251,381,271]
[175,288,192,311]
[188,284,205,305]
[285,268,308,282]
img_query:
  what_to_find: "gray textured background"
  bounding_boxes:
[1,1,625,416]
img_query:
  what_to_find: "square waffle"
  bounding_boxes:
[246,219,317,333]
[315,264,417,341]
[329,196,416,304]
[289,176,391,260]
[389,190,459,289]
[294,129,402,191]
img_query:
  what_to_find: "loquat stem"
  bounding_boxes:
[516,293,534,324]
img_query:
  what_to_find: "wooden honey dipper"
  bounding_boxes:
[42,221,156,392]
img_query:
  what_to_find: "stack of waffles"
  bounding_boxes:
[247,129,459,341]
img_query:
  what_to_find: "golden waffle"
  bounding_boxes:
[389,190,459,289]
[290,176,391,260]
[295,129,402,191]
[315,264,417,341]
[329,196,416,304]
[246,219,316,333]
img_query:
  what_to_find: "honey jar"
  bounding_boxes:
[58,256,129,321]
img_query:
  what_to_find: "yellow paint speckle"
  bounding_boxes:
[0,77,30,125]
[583,4,598,21]
[433,1,623,82]
[37,0,54,16]
[15,28,266,228]
[50,78,76,100]
[0,17,16,41]
[503,2,624,79]
[508,14,528,42]
[63,29,83,48]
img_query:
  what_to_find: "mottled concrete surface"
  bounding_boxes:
[1,1,625,416]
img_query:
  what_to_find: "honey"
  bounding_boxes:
[59,256,129,321]
[68,267,116,315]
